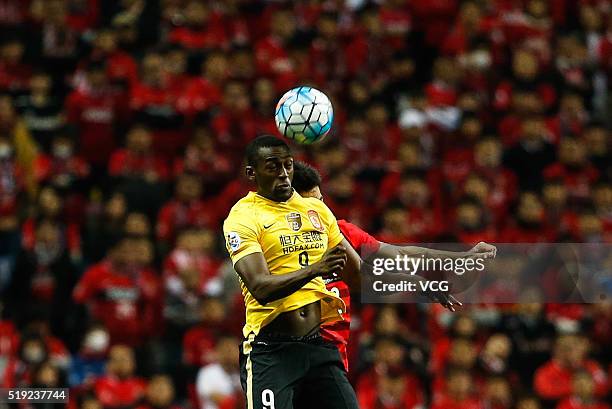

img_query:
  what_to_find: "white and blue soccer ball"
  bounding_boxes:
[275,86,334,144]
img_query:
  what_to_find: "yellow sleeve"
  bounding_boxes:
[317,202,343,248]
[223,209,263,265]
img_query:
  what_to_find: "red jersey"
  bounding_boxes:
[320,219,380,371]
[94,375,147,409]
[182,326,217,367]
[534,360,608,400]
[66,87,119,165]
[157,199,218,244]
[73,261,162,346]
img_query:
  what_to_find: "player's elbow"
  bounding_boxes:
[252,290,274,305]
[247,280,274,305]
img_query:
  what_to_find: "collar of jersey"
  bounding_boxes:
[251,190,297,205]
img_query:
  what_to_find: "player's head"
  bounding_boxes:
[292,161,323,200]
[245,135,294,201]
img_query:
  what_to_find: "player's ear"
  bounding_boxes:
[245,165,256,181]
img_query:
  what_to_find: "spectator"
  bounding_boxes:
[73,237,162,346]
[534,334,607,402]
[178,51,226,118]
[430,369,482,409]
[83,191,127,263]
[454,197,497,244]
[163,228,223,331]
[503,116,556,191]
[137,374,182,409]
[358,367,423,409]
[130,51,186,156]
[0,135,24,289]
[500,192,556,242]
[1,332,48,387]
[7,218,79,339]
[195,336,241,409]
[556,370,611,409]
[94,344,146,408]
[0,94,38,192]
[516,395,543,409]
[67,60,121,177]
[478,334,512,377]
[68,325,110,388]
[172,118,232,193]
[544,136,600,203]
[157,173,215,250]
[0,37,31,94]
[582,122,610,180]
[108,125,169,218]
[482,377,512,409]
[14,71,64,151]
[183,297,228,369]
[86,27,138,90]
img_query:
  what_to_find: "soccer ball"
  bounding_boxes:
[274,86,334,144]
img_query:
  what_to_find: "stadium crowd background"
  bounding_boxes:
[0,0,611,408]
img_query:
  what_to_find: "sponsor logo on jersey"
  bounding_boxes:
[308,210,324,231]
[286,212,302,231]
[226,232,241,251]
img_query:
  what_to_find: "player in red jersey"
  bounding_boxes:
[291,161,496,371]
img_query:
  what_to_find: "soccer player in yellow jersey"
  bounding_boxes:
[223,136,360,409]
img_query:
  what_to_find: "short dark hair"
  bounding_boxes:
[292,161,322,193]
[245,135,290,166]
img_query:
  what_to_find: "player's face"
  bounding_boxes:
[299,186,323,201]
[251,146,294,202]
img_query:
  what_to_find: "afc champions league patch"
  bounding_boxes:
[308,210,324,231]
[286,212,302,231]
[226,232,241,251]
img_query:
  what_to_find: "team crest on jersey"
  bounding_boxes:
[308,210,324,231]
[226,232,241,251]
[286,212,302,231]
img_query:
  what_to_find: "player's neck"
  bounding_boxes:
[255,190,295,203]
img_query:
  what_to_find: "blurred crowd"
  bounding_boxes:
[0,0,611,408]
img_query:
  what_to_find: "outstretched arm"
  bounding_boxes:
[377,241,497,261]
[340,236,463,311]
[234,245,347,305]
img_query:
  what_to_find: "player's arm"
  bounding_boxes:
[376,242,497,261]
[234,247,347,305]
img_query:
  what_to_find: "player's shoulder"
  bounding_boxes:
[295,193,333,214]
[225,192,261,221]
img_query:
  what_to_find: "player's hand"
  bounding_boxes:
[467,241,497,259]
[316,245,347,279]
[417,277,462,312]
[429,292,463,312]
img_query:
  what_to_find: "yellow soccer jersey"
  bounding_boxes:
[223,190,346,337]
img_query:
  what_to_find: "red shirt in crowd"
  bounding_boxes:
[543,164,600,202]
[73,260,163,346]
[357,369,424,409]
[430,394,483,409]
[108,149,170,182]
[21,218,81,255]
[157,199,218,245]
[169,22,227,51]
[66,87,120,166]
[534,360,608,400]
[177,78,222,117]
[182,326,217,368]
[33,154,90,184]
[129,79,187,156]
[94,375,147,409]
